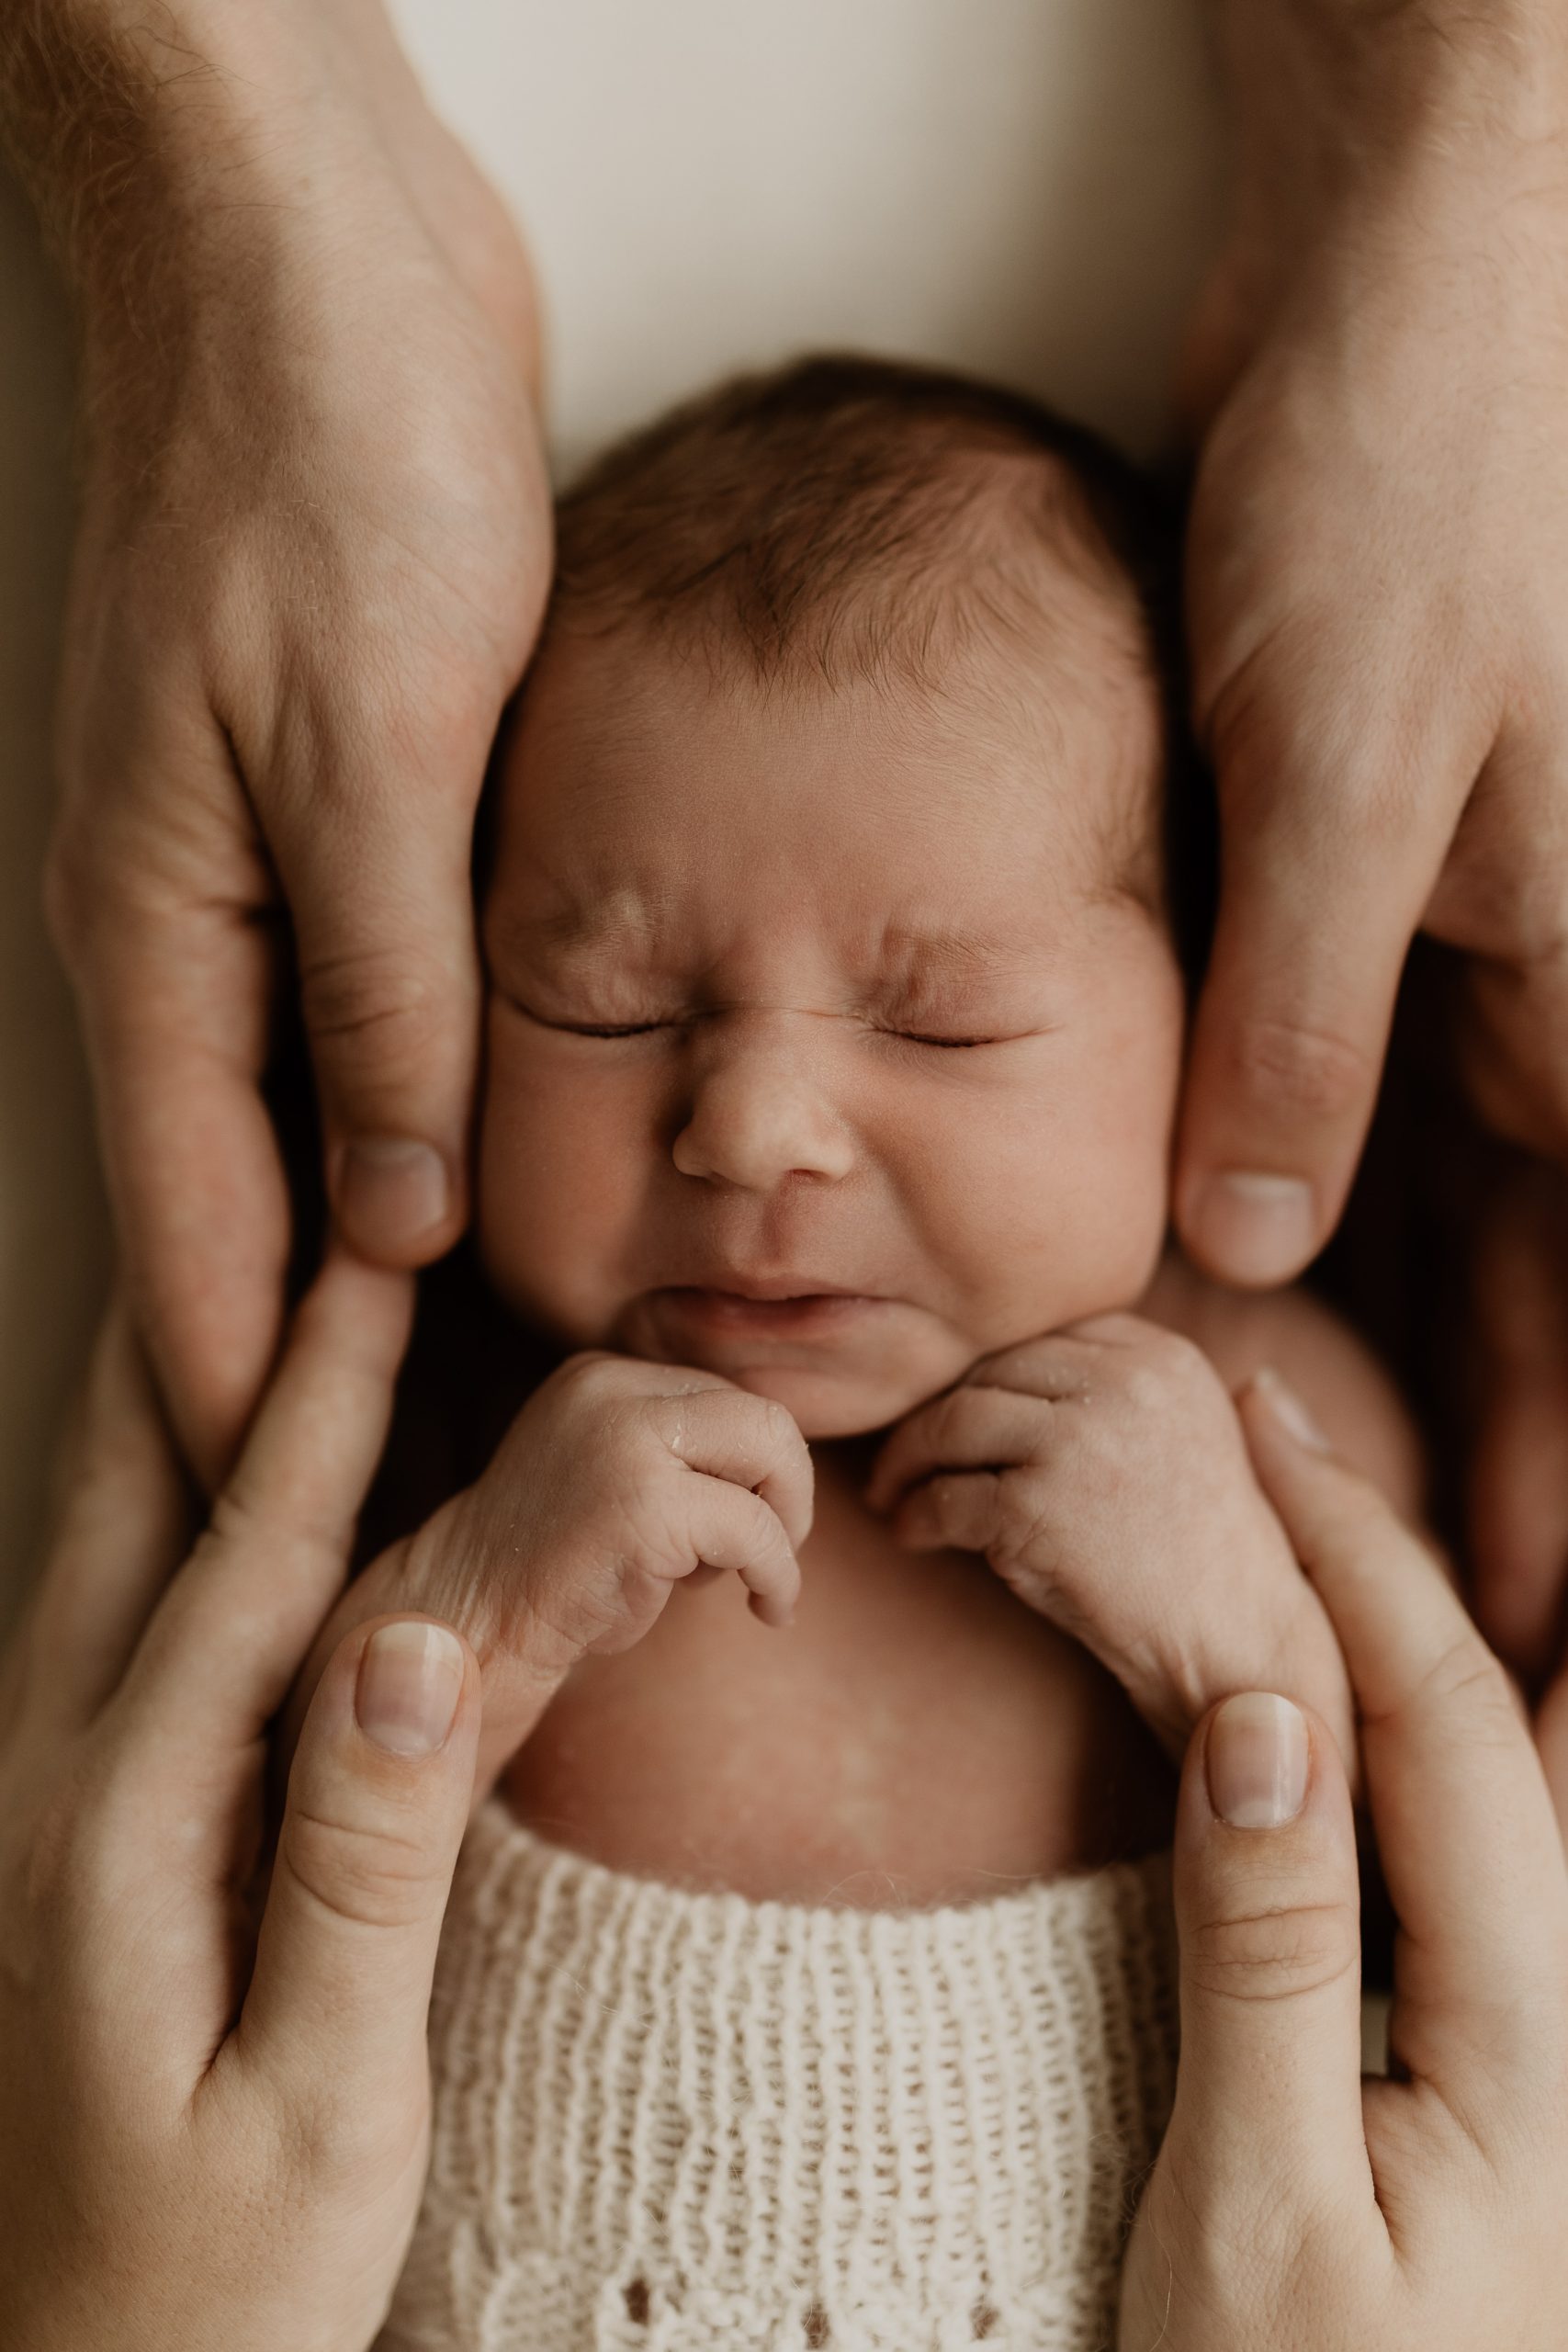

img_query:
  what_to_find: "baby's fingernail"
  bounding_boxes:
[356,1620,465,1756]
[1252,1365,1332,1453]
[336,1138,451,1259]
[1207,1691,1309,1827]
[1182,1170,1315,1286]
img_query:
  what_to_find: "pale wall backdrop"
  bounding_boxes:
[0,0,1223,1611]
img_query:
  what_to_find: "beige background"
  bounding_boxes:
[0,0,1223,1608]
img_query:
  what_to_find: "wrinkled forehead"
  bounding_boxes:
[484,605,1166,964]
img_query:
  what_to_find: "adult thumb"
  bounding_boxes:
[239,1615,480,2114]
[1174,722,1455,1288]
[1157,1690,1367,2239]
[279,782,481,1269]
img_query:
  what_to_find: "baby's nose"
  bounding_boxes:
[671,1017,855,1190]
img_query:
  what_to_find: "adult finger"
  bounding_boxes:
[1535,1666,1568,1849]
[51,848,292,1492]
[1174,698,1461,1286]
[276,762,484,1271]
[1240,1372,1568,2098]
[107,1252,414,1780]
[1158,1690,1369,2234]
[1465,1161,1568,1681]
[230,1611,479,2124]
[1468,1372,1568,1687]
[17,1295,193,1745]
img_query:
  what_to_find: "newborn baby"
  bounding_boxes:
[312,357,1418,2351]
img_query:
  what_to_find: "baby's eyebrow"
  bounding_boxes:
[486,903,1057,1004]
[867,923,1052,1001]
[486,895,664,971]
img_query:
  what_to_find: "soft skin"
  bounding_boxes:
[371,574,1375,1895]
[477,619,1182,1441]
[0,1263,489,2352]
[6,1292,1562,2352]
[1119,1380,1568,2352]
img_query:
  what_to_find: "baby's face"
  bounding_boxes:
[478,609,1183,1438]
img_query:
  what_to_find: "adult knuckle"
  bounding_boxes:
[280,1802,436,1932]
[1394,1634,1518,1744]
[1190,1895,1359,2007]
[22,1761,136,1930]
[1222,1012,1373,1125]
[299,941,446,1063]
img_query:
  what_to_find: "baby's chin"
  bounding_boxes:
[606,1290,976,1438]
[705,1360,937,1441]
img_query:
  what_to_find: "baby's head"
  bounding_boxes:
[477,356,1187,1438]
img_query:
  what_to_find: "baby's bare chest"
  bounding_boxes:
[501,1464,1170,1905]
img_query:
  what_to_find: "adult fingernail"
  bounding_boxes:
[356,1621,464,1757]
[1207,1691,1309,1827]
[336,1139,451,1258]
[1183,1171,1316,1285]
[1252,1365,1333,1453]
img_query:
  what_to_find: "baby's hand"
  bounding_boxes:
[864,1314,1356,1772]
[283,1351,812,1802]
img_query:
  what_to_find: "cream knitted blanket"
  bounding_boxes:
[380,1800,1178,2352]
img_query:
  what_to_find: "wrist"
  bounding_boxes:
[1207,0,1568,268]
[0,0,414,322]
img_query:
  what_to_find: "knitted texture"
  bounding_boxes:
[380,1801,1179,2352]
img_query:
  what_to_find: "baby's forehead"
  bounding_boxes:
[486,606,1166,967]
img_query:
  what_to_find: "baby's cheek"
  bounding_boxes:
[948,990,1179,1343]
[474,1018,641,1344]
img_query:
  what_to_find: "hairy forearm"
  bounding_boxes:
[1206,0,1568,245]
[0,0,412,310]
[4,5,271,276]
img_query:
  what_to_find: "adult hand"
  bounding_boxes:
[0,1254,483,2352]
[1119,1372,1568,2350]
[1175,0,1568,1286]
[3,0,552,1481]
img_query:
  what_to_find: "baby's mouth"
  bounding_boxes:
[649,1284,885,1338]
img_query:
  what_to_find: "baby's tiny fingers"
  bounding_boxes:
[891,1470,1007,1556]
[959,1324,1132,1396]
[864,1385,1045,1515]
[683,1478,802,1628]
[649,1386,814,1552]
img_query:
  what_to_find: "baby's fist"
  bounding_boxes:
[288,1352,813,1803]
[866,1315,1355,1771]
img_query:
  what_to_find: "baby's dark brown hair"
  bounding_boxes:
[544,352,1179,699]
